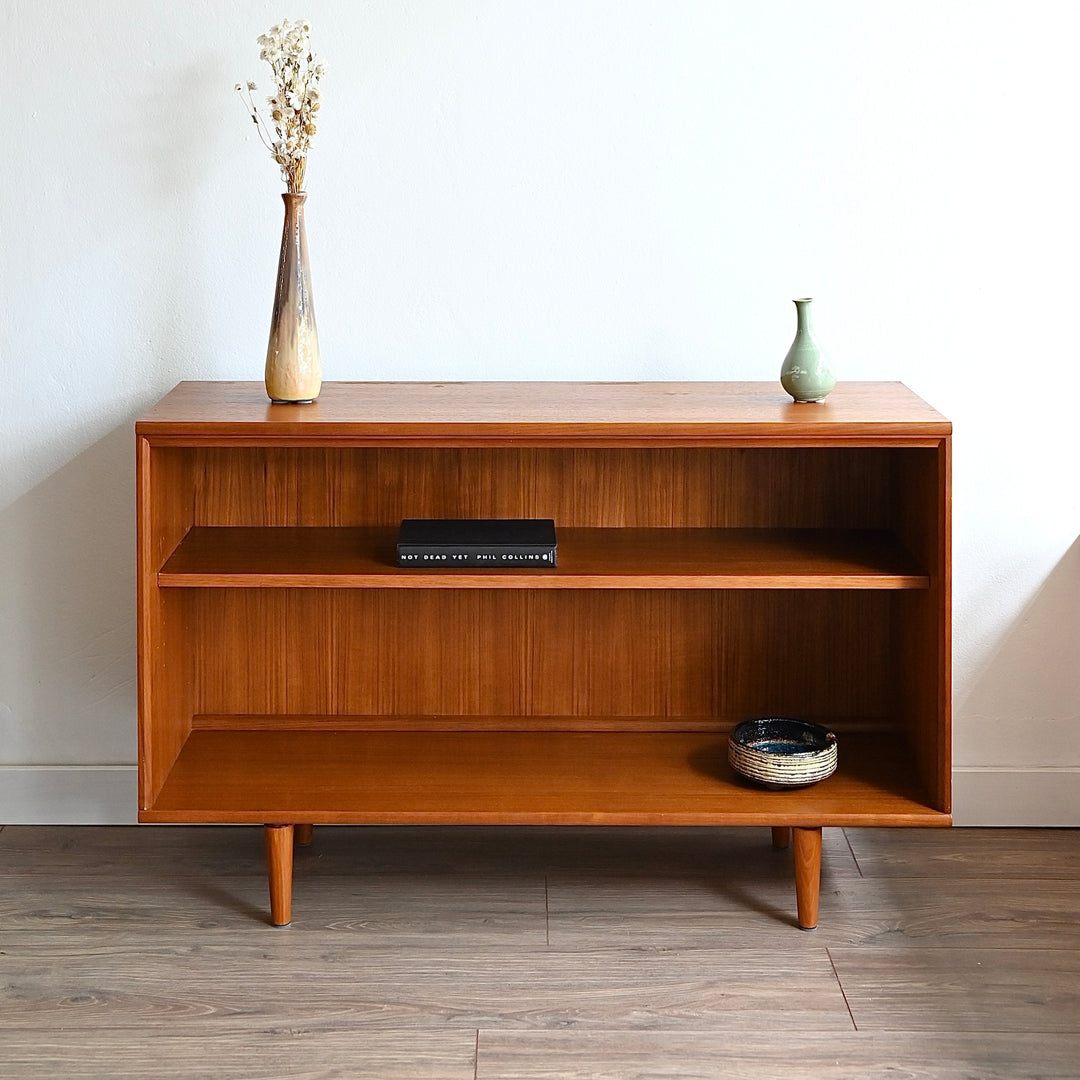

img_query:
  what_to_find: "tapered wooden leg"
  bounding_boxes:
[792,826,822,931]
[771,826,791,850]
[264,824,294,926]
[295,823,314,846]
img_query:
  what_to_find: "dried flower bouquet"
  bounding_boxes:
[236,19,325,192]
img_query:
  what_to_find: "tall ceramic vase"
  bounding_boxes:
[780,297,834,403]
[265,192,321,404]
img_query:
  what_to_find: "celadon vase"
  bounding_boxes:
[780,297,835,403]
[265,192,321,404]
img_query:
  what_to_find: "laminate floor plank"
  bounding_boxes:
[845,827,1080,879]
[475,1030,1080,1080]
[0,824,858,877]
[0,871,548,940]
[830,947,1080,1033]
[0,937,851,1033]
[0,1030,478,1080]
[547,872,1080,949]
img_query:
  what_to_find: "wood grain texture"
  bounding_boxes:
[176,446,905,529]
[2,826,1078,1080]
[476,1030,1080,1080]
[142,730,949,826]
[845,826,1080,878]
[6,826,1075,949]
[831,947,1080,1033]
[0,824,548,944]
[137,440,196,809]
[182,589,896,729]
[159,526,929,589]
[264,824,294,926]
[137,591,193,810]
[546,869,1080,951]
[793,826,823,929]
[0,875,549,941]
[136,381,952,443]
[893,442,952,814]
[0,1031,478,1080]
[0,936,851,1033]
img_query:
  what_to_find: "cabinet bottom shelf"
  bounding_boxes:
[141,727,950,826]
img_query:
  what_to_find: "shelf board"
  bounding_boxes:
[158,526,929,590]
[142,728,950,826]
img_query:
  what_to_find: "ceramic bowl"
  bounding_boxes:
[727,717,838,788]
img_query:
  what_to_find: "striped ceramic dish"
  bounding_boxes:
[728,717,838,788]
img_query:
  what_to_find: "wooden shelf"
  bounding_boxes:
[158,526,929,590]
[143,727,948,827]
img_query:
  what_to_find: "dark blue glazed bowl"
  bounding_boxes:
[728,717,838,788]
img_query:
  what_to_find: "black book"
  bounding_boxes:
[397,518,557,568]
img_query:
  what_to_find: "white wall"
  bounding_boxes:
[2,0,1078,824]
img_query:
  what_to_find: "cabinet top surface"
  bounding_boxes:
[136,381,950,441]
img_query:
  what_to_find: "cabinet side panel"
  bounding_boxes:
[145,446,195,568]
[138,442,196,809]
[893,442,951,813]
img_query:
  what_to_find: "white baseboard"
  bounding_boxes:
[0,766,137,824]
[952,767,1080,826]
[1,765,1076,827]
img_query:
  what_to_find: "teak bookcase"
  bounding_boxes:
[136,381,952,929]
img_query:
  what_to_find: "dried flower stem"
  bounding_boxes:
[236,82,276,155]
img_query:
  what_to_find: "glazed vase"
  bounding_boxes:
[265,192,321,403]
[780,297,834,403]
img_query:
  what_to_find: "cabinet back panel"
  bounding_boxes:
[189,589,893,728]
[188,448,895,529]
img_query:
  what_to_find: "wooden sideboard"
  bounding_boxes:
[136,381,952,928]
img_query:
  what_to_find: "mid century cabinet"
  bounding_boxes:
[136,381,951,928]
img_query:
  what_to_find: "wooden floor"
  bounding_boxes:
[1,825,1077,1079]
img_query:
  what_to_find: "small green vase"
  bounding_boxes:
[780,298,835,403]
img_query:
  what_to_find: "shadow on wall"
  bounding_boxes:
[956,535,1080,770]
[0,422,137,765]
